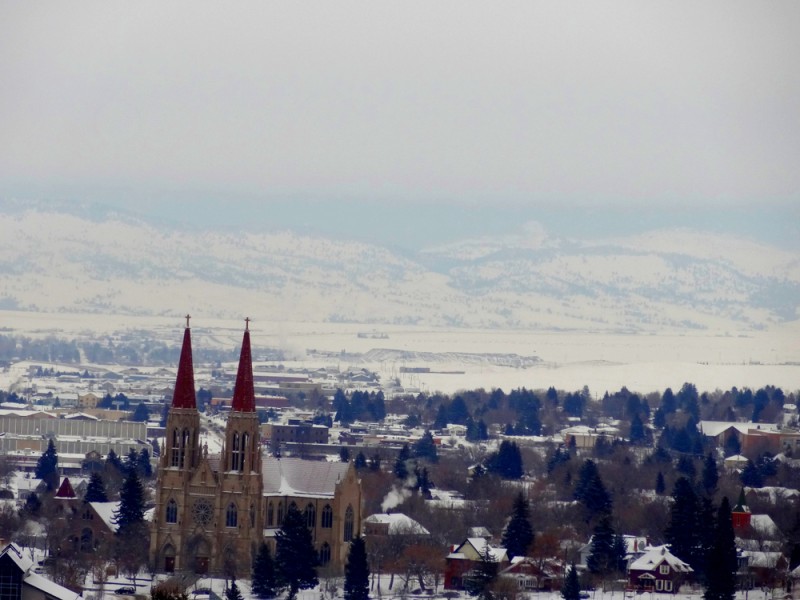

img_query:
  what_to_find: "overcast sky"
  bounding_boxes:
[1,2,798,247]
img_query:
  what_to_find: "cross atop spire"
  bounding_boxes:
[171,325,197,409]
[231,326,256,412]
[185,314,191,328]
[245,317,250,331]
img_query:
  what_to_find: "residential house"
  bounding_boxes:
[445,538,508,590]
[627,545,693,593]
[498,556,562,591]
[0,543,80,600]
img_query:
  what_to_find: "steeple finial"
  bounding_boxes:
[171,325,197,409]
[231,325,255,412]
[245,317,250,331]
[185,314,191,328]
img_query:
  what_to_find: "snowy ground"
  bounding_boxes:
[1,311,799,396]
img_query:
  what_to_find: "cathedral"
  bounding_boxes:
[149,320,362,577]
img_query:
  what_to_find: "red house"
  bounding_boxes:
[627,545,693,593]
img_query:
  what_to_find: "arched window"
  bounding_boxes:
[171,429,180,467]
[82,507,93,521]
[241,433,249,472]
[321,504,333,528]
[319,542,331,565]
[277,502,284,524]
[231,432,240,471]
[305,503,316,528]
[226,503,238,528]
[166,499,178,524]
[80,528,93,553]
[250,503,256,528]
[180,428,190,468]
[344,505,354,542]
[267,502,274,527]
[289,501,297,515]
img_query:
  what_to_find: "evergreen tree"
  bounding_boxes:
[561,564,581,600]
[137,448,153,478]
[412,431,438,463]
[124,449,140,476]
[587,515,617,577]
[252,542,281,599]
[275,504,319,600]
[85,472,108,502]
[501,492,534,559]
[702,453,719,496]
[106,448,124,473]
[35,438,59,490]
[225,581,244,600]
[394,444,411,480]
[574,460,612,523]
[629,413,646,444]
[23,491,41,516]
[131,402,150,422]
[432,404,449,430]
[114,469,146,532]
[340,446,351,463]
[486,440,524,479]
[740,460,764,487]
[354,451,368,470]
[343,536,370,600]
[655,471,665,495]
[704,497,737,600]
[665,477,700,569]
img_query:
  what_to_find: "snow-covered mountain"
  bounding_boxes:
[0,203,797,332]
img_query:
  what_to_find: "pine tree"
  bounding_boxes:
[85,472,108,502]
[587,515,616,577]
[486,440,524,479]
[340,446,351,463]
[131,402,150,422]
[137,448,153,478]
[702,453,719,496]
[114,469,145,532]
[561,564,581,600]
[35,438,59,490]
[394,444,411,479]
[354,451,368,470]
[412,431,438,463]
[225,580,244,600]
[275,504,319,600]
[574,460,612,523]
[665,477,700,569]
[252,542,281,599]
[655,471,665,495]
[501,492,534,559]
[23,491,41,516]
[124,449,139,476]
[464,545,497,599]
[106,448,124,473]
[629,413,646,444]
[344,536,370,600]
[704,497,737,600]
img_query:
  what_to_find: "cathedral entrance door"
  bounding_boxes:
[194,556,209,575]
[164,556,175,573]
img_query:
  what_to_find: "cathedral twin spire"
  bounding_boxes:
[171,315,256,413]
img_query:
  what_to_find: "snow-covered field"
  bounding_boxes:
[1,310,799,396]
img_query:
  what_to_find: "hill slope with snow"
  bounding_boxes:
[0,204,797,332]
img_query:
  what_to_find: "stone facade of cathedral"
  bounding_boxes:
[149,322,362,577]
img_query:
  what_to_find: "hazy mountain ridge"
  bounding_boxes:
[0,206,797,332]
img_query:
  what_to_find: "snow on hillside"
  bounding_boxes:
[0,207,798,332]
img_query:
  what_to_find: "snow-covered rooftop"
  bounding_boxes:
[262,457,351,498]
[364,512,430,535]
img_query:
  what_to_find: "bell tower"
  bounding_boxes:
[150,316,203,574]
[163,315,201,472]
[219,318,264,572]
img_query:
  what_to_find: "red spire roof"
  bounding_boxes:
[171,325,197,409]
[231,321,256,412]
[55,477,76,498]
